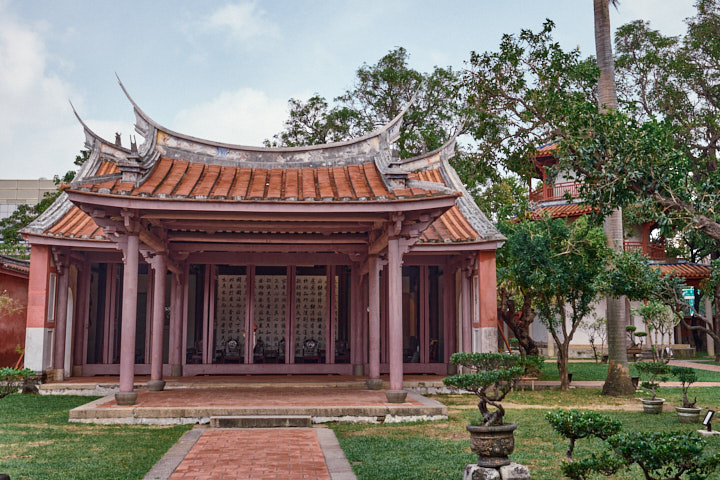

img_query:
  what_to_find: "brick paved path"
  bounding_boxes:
[670,359,720,372]
[169,428,331,480]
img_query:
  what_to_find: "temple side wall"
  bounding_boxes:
[25,245,52,372]
[476,251,498,353]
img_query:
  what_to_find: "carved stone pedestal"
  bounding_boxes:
[463,462,530,480]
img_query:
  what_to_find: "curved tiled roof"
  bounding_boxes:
[25,83,503,248]
[528,203,596,219]
[72,158,451,202]
[656,263,711,280]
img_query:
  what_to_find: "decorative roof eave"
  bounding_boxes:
[65,189,460,214]
[410,240,505,252]
[396,134,505,244]
[22,232,113,249]
[116,76,411,171]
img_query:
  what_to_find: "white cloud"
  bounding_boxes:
[0,4,82,178]
[203,2,280,43]
[173,88,292,146]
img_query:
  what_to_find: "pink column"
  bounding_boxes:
[286,266,296,364]
[367,255,381,387]
[443,266,457,364]
[245,265,255,364]
[149,255,166,390]
[169,274,183,376]
[461,269,472,353]
[52,262,69,381]
[386,238,406,401]
[73,262,90,375]
[349,265,360,368]
[116,234,139,405]
[326,266,336,364]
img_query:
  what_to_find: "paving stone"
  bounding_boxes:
[499,462,530,480]
[463,464,500,480]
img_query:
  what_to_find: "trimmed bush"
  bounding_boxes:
[546,409,622,461]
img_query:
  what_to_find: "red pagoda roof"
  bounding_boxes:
[71,158,451,203]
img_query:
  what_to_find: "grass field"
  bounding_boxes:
[0,395,190,480]
[333,387,720,480]
[538,359,720,382]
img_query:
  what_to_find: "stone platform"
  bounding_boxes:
[68,387,447,425]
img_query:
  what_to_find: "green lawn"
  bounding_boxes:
[333,389,720,480]
[537,360,720,382]
[0,394,190,480]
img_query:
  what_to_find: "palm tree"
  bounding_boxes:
[595,0,636,396]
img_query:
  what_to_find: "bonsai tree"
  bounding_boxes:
[443,352,525,427]
[546,409,621,461]
[632,301,678,362]
[634,361,669,400]
[565,431,720,480]
[633,331,647,348]
[670,366,697,408]
[625,325,637,346]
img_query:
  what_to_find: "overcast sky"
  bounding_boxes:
[0,0,696,179]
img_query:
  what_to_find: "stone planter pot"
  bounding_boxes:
[675,406,702,424]
[641,397,665,414]
[467,423,517,468]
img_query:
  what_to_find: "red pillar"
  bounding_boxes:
[72,262,90,376]
[149,255,166,390]
[349,264,361,371]
[116,234,139,405]
[52,261,69,381]
[443,266,457,364]
[386,238,406,402]
[461,268,472,353]
[367,255,381,386]
[169,273,183,376]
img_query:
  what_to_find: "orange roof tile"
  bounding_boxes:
[528,203,596,219]
[73,158,447,202]
[656,263,711,280]
[420,206,481,243]
[45,206,106,240]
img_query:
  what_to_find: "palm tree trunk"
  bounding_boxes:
[594,0,635,396]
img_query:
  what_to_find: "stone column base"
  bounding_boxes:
[71,365,83,377]
[147,380,166,391]
[52,369,64,382]
[463,462,530,480]
[115,392,138,406]
[366,379,383,390]
[170,364,182,377]
[353,364,365,376]
[385,390,407,403]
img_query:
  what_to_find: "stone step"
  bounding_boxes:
[210,415,312,428]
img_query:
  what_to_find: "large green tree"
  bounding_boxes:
[267,47,465,159]
[499,216,610,390]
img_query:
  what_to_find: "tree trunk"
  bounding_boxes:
[498,288,540,356]
[558,342,570,390]
[595,0,635,396]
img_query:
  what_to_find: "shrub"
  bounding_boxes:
[607,431,720,480]
[546,409,622,461]
[443,352,525,427]
[670,366,698,408]
[634,361,669,400]
[563,431,720,480]
[0,367,34,399]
